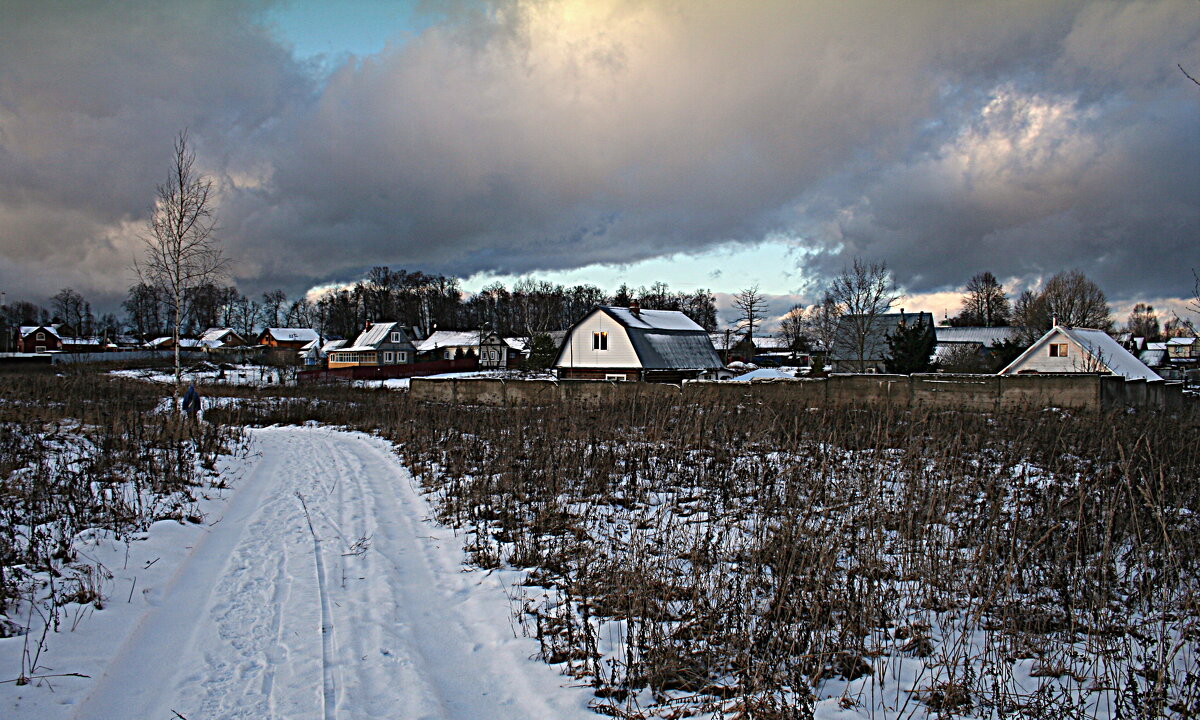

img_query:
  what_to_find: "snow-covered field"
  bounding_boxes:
[0,426,595,720]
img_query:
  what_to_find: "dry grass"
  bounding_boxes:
[209,383,1200,718]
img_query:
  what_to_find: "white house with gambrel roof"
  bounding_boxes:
[998,323,1162,381]
[555,301,723,382]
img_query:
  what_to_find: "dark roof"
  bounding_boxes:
[832,311,935,364]
[591,306,722,370]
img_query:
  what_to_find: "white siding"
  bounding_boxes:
[559,311,642,369]
[1006,330,1094,373]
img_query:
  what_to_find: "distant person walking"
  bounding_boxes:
[182,383,202,416]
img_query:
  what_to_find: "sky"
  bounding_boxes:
[1,0,1198,329]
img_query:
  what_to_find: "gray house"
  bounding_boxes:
[831,310,935,373]
[328,322,417,369]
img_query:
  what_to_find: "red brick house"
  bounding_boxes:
[16,325,64,353]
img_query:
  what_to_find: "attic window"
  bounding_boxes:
[1049,343,1068,357]
[391,332,401,343]
[592,331,608,350]
[36,332,45,341]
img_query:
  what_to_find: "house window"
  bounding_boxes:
[35,346,46,353]
[1049,343,1068,357]
[490,350,498,361]
[592,331,608,350]
[399,351,407,362]
[36,332,45,341]
[383,351,393,363]
[391,332,401,343]
[444,350,451,359]
[605,373,626,381]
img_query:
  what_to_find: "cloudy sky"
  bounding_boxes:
[1,0,1198,325]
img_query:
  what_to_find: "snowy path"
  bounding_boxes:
[2,426,595,720]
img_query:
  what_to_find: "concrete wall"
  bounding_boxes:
[997,374,1100,410]
[410,373,1185,412]
[912,374,1000,411]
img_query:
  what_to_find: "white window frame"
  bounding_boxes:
[444,350,451,359]
[391,332,402,343]
[1049,343,1068,358]
[605,373,626,381]
[35,345,46,353]
[383,351,394,363]
[36,332,45,341]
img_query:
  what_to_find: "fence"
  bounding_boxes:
[298,357,480,383]
[410,373,1188,412]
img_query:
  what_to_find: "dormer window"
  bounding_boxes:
[1049,343,1068,357]
[391,332,402,343]
[592,331,608,350]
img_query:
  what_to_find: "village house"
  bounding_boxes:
[256,327,321,350]
[15,325,63,353]
[415,330,483,360]
[198,328,247,349]
[555,301,723,382]
[327,322,417,369]
[998,323,1162,381]
[933,326,1021,370]
[478,331,528,369]
[830,311,936,373]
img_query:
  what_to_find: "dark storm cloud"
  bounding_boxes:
[1,0,1197,310]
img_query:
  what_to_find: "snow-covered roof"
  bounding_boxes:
[416,330,481,352]
[603,306,706,332]
[338,322,415,352]
[934,326,1020,345]
[999,325,1162,381]
[729,368,795,381]
[199,328,242,344]
[1167,336,1197,347]
[598,307,721,370]
[19,325,60,338]
[147,337,205,349]
[1139,347,1168,367]
[264,328,320,343]
[322,339,348,353]
[503,337,528,351]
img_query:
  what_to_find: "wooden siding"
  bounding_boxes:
[558,310,641,370]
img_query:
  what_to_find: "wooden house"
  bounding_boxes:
[327,322,417,369]
[198,328,247,349]
[257,328,320,350]
[554,301,723,382]
[998,323,1162,381]
[415,330,482,360]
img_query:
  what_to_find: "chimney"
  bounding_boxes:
[629,298,641,318]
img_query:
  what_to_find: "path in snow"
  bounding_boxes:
[8,426,595,720]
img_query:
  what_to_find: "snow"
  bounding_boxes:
[728,367,796,381]
[0,427,596,720]
[603,306,705,331]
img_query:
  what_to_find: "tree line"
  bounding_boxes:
[2,271,718,344]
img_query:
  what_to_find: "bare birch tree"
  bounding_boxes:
[138,130,228,411]
[828,258,900,371]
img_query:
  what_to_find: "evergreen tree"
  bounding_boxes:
[883,318,936,374]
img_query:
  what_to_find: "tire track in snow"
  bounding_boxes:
[59,427,595,720]
[297,491,338,720]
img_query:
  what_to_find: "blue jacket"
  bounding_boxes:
[182,385,201,412]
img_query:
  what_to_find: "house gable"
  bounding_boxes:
[555,308,641,370]
[999,325,1162,381]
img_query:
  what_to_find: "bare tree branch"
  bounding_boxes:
[137,129,229,410]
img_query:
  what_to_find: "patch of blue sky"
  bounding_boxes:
[261,0,437,69]
[462,237,814,298]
